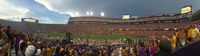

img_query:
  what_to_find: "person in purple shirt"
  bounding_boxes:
[139,46,146,56]
[149,44,156,56]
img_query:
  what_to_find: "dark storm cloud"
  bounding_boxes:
[59,0,200,18]
[35,0,200,18]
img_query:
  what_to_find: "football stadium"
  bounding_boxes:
[0,0,200,56]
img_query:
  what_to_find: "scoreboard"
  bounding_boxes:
[122,15,130,19]
[181,5,192,14]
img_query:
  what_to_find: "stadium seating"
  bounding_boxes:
[0,16,199,37]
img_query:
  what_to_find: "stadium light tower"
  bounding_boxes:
[75,12,79,16]
[101,12,105,17]
[86,11,90,16]
[90,11,93,16]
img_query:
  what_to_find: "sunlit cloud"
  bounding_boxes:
[0,0,29,21]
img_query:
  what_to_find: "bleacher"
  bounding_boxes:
[0,15,199,37]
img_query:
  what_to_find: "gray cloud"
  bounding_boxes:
[36,0,199,18]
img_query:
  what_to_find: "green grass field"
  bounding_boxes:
[71,34,145,39]
[45,32,145,39]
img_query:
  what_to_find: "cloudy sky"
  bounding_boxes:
[0,0,200,24]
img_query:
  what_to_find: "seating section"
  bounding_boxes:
[0,17,199,36]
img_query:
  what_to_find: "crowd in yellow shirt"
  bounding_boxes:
[170,24,200,51]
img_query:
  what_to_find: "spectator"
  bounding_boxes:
[187,24,200,42]
[0,43,9,56]
[25,45,41,56]
[176,28,186,47]
[171,32,177,50]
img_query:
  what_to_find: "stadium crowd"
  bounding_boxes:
[0,23,199,56]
